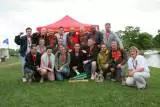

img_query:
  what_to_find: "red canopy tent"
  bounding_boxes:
[37,15,99,32]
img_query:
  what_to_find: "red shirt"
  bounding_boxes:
[112,50,122,62]
[67,34,79,50]
[49,36,57,46]
[31,53,36,64]
[106,32,110,39]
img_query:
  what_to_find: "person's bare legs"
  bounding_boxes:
[103,64,109,79]
[91,61,97,80]
[39,69,47,83]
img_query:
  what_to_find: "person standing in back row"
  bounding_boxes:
[56,26,68,46]
[79,28,89,51]
[37,38,46,55]
[88,26,103,48]
[66,27,80,51]
[103,23,123,49]
[32,28,50,46]
[14,27,33,82]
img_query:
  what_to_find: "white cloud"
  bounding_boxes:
[133,0,160,12]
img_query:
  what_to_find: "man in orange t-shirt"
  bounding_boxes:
[108,40,127,84]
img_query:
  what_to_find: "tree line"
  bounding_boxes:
[120,26,160,50]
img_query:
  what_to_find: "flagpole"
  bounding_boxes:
[8,39,9,58]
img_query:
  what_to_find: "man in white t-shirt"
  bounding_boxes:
[126,46,150,89]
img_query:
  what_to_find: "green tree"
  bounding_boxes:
[153,31,160,48]
[9,49,19,56]
[121,26,140,49]
[122,26,153,50]
[137,32,153,49]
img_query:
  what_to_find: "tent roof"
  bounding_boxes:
[37,15,99,32]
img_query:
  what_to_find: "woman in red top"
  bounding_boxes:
[47,30,58,53]
[79,28,89,51]
[67,27,80,51]
[32,27,50,46]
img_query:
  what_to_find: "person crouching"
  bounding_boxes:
[39,46,55,83]
[108,40,127,85]
[55,45,70,81]
[97,43,109,80]
[24,44,41,83]
[126,46,150,89]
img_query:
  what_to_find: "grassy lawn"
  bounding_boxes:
[0,57,160,107]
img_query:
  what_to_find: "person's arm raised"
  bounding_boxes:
[14,32,23,45]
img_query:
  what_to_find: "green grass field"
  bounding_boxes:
[0,57,160,107]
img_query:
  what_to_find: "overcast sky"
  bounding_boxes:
[0,0,160,49]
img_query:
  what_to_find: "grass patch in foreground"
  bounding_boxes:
[0,58,160,107]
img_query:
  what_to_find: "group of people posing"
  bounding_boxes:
[15,23,150,89]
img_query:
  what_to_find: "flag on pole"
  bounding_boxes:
[3,38,9,45]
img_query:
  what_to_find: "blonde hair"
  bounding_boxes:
[129,46,139,55]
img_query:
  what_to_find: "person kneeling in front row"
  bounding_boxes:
[83,38,100,80]
[97,43,109,80]
[55,45,70,81]
[38,46,55,83]
[24,44,41,83]
[108,40,127,85]
[126,46,150,89]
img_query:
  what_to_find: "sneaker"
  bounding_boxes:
[91,74,95,80]
[111,78,116,82]
[40,78,44,83]
[106,73,111,80]
[121,80,126,86]
[22,77,27,83]
[28,78,32,83]
[76,71,80,75]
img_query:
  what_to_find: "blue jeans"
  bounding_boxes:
[113,68,125,81]
[56,71,70,81]
[20,55,26,72]
[116,68,122,80]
